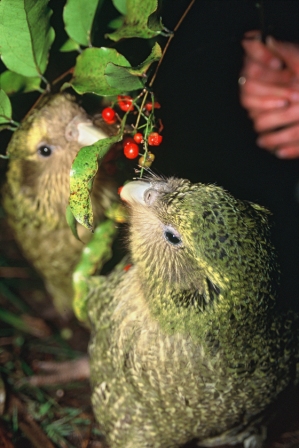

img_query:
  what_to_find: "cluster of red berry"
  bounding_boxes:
[101,94,162,168]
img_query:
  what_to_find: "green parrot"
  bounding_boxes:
[82,176,298,448]
[2,93,119,317]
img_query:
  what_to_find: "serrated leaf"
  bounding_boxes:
[63,0,102,47]
[69,134,121,229]
[0,89,12,124]
[0,0,55,77]
[0,70,41,94]
[60,38,81,53]
[64,47,132,96]
[112,0,127,15]
[106,0,164,41]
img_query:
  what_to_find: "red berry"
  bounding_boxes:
[117,186,123,195]
[148,132,163,146]
[101,107,116,124]
[123,136,135,147]
[117,95,134,112]
[145,102,161,111]
[124,142,139,159]
[133,133,144,144]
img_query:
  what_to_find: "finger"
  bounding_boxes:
[242,57,293,85]
[254,103,299,132]
[240,78,299,101]
[242,36,282,69]
[243,30,261,40]
[275,145,299,159]
[267,37,299,75]
[240,94,288,112]
[257,122,299,149]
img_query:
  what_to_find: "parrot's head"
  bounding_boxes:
[5,94,115,219]
[121,176,279,313]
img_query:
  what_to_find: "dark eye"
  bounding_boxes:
[37,145,53,157]
[163,225,182,246]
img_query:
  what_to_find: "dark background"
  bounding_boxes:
[0,2,298,445]
[154,0,299,309]
[1,0,298,308]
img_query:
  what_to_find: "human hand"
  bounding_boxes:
[239,30,299,158]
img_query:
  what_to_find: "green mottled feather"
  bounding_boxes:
[2,94,117,315]
[87,177,298,448]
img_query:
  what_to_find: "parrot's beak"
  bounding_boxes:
[65,116,108,147]
[120,180,151,205]
[77,122,108,146]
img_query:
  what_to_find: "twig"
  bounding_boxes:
[149,0,195,88]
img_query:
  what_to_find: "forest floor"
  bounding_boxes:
[0,208,298,448]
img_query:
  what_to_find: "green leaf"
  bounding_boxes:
[69,134,121,230]
[63,0,102,47]
[66,205,81,241]
[60,38,81,53]
[108,15,124,30]
[0,70,41,94]
[0,0,55,77]
[64,47,131,96]
[0,89,12,124]
[104,43,161,91]
[106,0,164,41]
[105,63,144,91]
[73,219,117,321]
[112,0,127,15]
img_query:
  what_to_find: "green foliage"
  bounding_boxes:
[0,89,12,124]
[0,0,55,77]
[59,37,81,52]
[105,42,162,90]
[69,134,122,229]
[73,219,117,321]
[63,47,132,96]
[0,0,168,229]
[106,0,165,41]
[63,0,102,47]
[112,0,127,15]
[0,71,41,94]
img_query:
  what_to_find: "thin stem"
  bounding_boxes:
[134,89,148,130]
[149,0,195,88]
[52,67,74,86]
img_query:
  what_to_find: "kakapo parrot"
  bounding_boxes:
[83,176,298,448]
[2,93,119,316]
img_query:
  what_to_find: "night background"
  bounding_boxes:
[0,0,298,446]
[156,0,299,310]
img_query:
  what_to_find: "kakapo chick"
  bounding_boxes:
[2,94,118,316]
[87,177,298,448]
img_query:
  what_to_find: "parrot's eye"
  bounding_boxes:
[37,144,53,157]
[163,225,182,246]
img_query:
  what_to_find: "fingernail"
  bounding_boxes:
[256,138,264,148]
[274,99,288,107]
[275,150,288,158]
[269,58,282,69]
[238,76,246,86]
[266,36,277,47]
